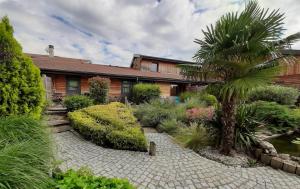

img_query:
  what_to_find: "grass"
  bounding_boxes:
[0,116,53,189]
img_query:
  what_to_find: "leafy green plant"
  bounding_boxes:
[252,101,300,133]
[157,119,181,134]
[89,76,110,104]
[292,138,300,144]
[64,95,93,111]
[68,102,147,151]
[134,99,176,127]
[0,116,53,189]
[0,16,45,118]
[247,159,257,167]
[235,104,259,150]
[132,83,160,104]
[184,122,217,150]
[248,85,299,105]
[53,167,135,189]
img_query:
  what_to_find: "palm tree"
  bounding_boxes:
[180,1,300,155]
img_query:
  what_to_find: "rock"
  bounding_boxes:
[255,148,263,159]
[296,166,300,176]
[278,153,290,160]
[291,156,300,162]
[257,140,277,155]
[261,154,272,165]
[271,157,284,169]
[283,161,297,174]
[149,141,156,156]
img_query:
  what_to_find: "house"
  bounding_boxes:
[275,49,300,88]
[29,45,204,101]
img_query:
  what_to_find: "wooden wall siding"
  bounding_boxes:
[52,75,66,95]
[109,79,122,97]
[140,60,181,74]
[156,82,171,97]
[276,75,300,89]
[279,58,300,76]
[81,77,89,94]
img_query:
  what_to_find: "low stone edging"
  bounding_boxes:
[255,147,300,175]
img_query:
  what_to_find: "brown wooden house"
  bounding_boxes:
[29,50,204,101]
[275,50,300,88]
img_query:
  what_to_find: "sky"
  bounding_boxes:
[0,0,299,67]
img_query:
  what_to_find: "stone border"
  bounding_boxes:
[255,148,300,175]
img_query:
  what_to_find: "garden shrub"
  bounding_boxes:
[186,106,215,122]
[199,94,218,107]
[63,95,93,111]
[248,85,299,105]
[132,83,160,104]
[68,102,147,151]
[251,101,300,133]
[134,99,176,127]
[0,116,53,189]
[180,92,218,107]
[179,91,199,102]
[89,76,110,104]
[53,167,135,189]
[0,16,45,118]
[157,119,181,134]
[176,122,217,150]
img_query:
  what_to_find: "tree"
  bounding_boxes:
[180,1,300,155]
[88,76,110,104]
[0,16,45,117]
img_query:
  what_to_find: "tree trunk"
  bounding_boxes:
[220,97,236,155]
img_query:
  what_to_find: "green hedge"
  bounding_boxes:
[68,102,147,151]
[132,83,160,104]
[63,95,93,111]
[248,85,299,105]
[251,101,300,133]
[53,168,135,189]
[0,116,53,189]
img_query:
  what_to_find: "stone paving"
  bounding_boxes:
[54,131,300,189]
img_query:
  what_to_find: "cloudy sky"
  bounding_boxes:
[0,0,299,67]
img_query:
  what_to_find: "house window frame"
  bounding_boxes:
[149,62,159,72]
[66,76,81,95]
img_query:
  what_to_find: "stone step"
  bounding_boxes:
[47,120,70,127]
[45,110,67,115]
[45,114,67,121]
[47,106,67,111]
[51,125,72,133]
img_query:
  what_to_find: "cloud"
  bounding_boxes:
[0,0,299,67]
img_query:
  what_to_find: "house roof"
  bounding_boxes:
[130,54,195,67]
[28,53,195,83]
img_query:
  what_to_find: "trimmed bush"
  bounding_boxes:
[248,85,299,105]
[53,167,135,189]
[251,101,300,133]
[89,76,110,104]
[63,95,93,111]
[132,83,160,104]
[180,92,218,107]
[0,116,53,189]
[0,16,45,118]
[68,102,147,151]
[134,99,176,127]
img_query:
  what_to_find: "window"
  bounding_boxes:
[149,62,158,72]
[66,77,81,95]
[121,81,133,95]
[170,84,179,96]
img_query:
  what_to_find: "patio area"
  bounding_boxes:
[54,131,300,189]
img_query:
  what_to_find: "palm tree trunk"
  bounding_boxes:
[220,97,236,155]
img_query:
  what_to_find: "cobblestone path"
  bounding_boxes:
[54,131,300,189]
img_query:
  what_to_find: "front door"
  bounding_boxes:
[66,77,81,95]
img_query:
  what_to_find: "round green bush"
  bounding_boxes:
[63,95,93,111]
[132,83,160,104]
[0,16,45,118]
[248,85,299,105]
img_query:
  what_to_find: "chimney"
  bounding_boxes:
[46,45,54,57]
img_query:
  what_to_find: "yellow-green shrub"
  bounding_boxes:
[68,102,147,151]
